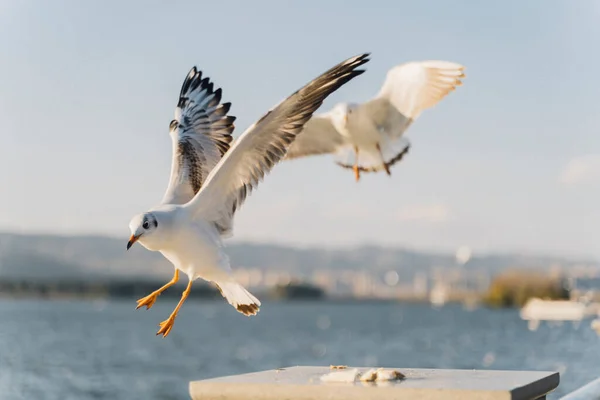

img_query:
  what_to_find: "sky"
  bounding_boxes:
[1,1,600,258]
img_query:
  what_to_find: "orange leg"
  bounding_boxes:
[376,143,391,176]
[353,146,360,182]
[136,270,179,310]
[156,280,193,338]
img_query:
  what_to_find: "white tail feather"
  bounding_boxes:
[334,136,411,173]
[214,281,261,316]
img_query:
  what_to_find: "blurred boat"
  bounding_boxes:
[520,298,594,322]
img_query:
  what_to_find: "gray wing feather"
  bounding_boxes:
[161,67,235,206]
[360,97,414,136]
[284,114,346,159]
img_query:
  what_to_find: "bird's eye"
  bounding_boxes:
[142,221,150,230]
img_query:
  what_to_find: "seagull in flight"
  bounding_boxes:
[126,53,370,337]
[285,60,465,181]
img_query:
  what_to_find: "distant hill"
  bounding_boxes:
[0,232,596,282]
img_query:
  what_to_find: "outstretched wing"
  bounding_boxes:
[360,60,465,137]
[161,67,235,205]
[284,113,346,160]
[183,53,370,237]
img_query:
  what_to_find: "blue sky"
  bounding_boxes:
[1,1,600,258]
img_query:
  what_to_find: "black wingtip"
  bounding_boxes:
[314,53,370,88]
[348,52,371,65]
[180,66,200,97]
[187,66,198,77]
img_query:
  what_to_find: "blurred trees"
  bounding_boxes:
[270,281,325,300]
[483,270,569,308]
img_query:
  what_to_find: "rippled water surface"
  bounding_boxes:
[1,299,598,399]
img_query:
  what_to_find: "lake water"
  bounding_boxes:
[0,299,598,399]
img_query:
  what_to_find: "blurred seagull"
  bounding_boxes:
[285,60,465,181]
[126,53,370,337]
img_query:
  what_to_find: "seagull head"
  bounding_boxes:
[331,103,350,124]
[330,103,358,135]
[127,212,159,250]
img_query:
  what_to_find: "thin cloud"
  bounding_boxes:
[559,155,600,185]
[396,204,452,223]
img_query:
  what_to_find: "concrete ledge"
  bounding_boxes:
[189,366,559,400]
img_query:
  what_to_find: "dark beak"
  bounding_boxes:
[127,234,140,250]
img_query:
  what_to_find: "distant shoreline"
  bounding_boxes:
[0,295,477,306]
[0,279,484,305]
[0,290,421,303]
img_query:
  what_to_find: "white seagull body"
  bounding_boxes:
[127,53,370,337]
[285,60,466,181]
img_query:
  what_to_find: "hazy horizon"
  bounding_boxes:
[1,230,597,263]
[2,1,600,259]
